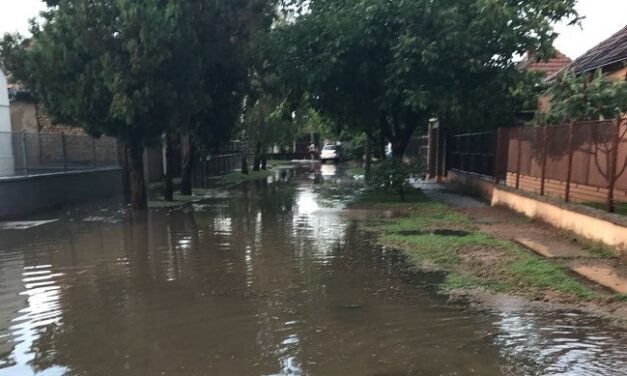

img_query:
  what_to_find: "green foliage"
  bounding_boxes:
[271,0,578,156]
[538,69,627,124]
[366,159,415,200]
[1,0,278,207]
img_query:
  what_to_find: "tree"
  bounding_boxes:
[178,0,278,195]
[539,69,627,124]
[1,0,277,206]
[1,1,192,208]
[270,0,578,158]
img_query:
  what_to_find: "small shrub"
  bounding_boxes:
[366,159,414,200]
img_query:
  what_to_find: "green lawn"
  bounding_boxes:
[583,201,627,216]
[360,189,598,301]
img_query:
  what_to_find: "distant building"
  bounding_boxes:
[540,25,627,114]
[8,86,83,135]
[547,24,627,81]
[519,49,572,77]
[0,68,15,176]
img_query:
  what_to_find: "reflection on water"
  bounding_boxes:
[0,167,625,375]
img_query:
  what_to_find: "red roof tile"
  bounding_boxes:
[518,50,571,76]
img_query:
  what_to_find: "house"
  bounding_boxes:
[0,68,15,176]
[548,24,627,81]
[8,84,83,135]
[537,25,627,114]
[518,49,572,77]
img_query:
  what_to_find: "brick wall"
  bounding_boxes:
[505,172,627,203]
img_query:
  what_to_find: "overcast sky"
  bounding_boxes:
[0,0,626,59]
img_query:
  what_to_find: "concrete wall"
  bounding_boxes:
[492,186,627,255]
[446,170,494,202]
[0,69,14,176]
[0,168,124,220]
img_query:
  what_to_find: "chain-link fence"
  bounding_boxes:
[0,131,119,178]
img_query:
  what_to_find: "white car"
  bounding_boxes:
[320,145,342,164]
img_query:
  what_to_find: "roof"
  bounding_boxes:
[547,24,627,80]
[518,50,571,76]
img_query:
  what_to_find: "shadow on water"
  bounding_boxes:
[0,164,625,375]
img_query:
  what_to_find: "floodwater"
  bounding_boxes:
[0,165,626,375]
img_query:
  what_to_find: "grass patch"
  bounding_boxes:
[219,170,272,186]
[613,294,627,302]
[583,201,627,216]
[504,247,595,299]
[369,197,597,301]
[348,167,366,176]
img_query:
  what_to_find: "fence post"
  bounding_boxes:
[515,130,522,189]
[61,133,68,172]
[540,126,549,196]
[92,138,97,168]
[494,128,503,184]
[607,119,621,213]
[21,130,29,176]
[565,123,575,202]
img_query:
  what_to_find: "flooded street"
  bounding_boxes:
[0,167,626,375]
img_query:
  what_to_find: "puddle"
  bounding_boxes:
[0,167,625,375]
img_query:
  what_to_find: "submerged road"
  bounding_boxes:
[0,165,625,375]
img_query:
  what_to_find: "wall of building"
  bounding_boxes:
[0,69,14,176]
[608,66,627,80]
[446,170,495,202]
[9,100,85,135]
[9,100,39,132]
[0,168,124,220]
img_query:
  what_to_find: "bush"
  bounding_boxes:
[366,159,414,200]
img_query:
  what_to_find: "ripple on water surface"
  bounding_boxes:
[0,172,626,375]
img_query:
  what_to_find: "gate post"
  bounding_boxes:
[515,129,522,190]
[565,123,574,202]
[21,130,29,176]
[61,133,68,172]
[494,128,503,184]
[540,126,549,196]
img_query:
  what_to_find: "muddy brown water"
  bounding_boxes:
[0,167,626,375]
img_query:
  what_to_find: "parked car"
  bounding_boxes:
[320,144,343,164]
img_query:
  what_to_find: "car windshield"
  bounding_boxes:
[323,146,337,151]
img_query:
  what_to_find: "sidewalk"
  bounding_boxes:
[411,179,627,295]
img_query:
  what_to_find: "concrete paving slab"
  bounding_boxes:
[515,237,592,258]
[571,264,627,294]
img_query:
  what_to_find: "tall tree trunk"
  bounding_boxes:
[364,135,371,177]
[163,133,175,201]
[261,147,267,170]
[253,142,261,171]
[180,131,195,196]
[241,140,249,175]
[241,155,249,175]
[128,144,147,210]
